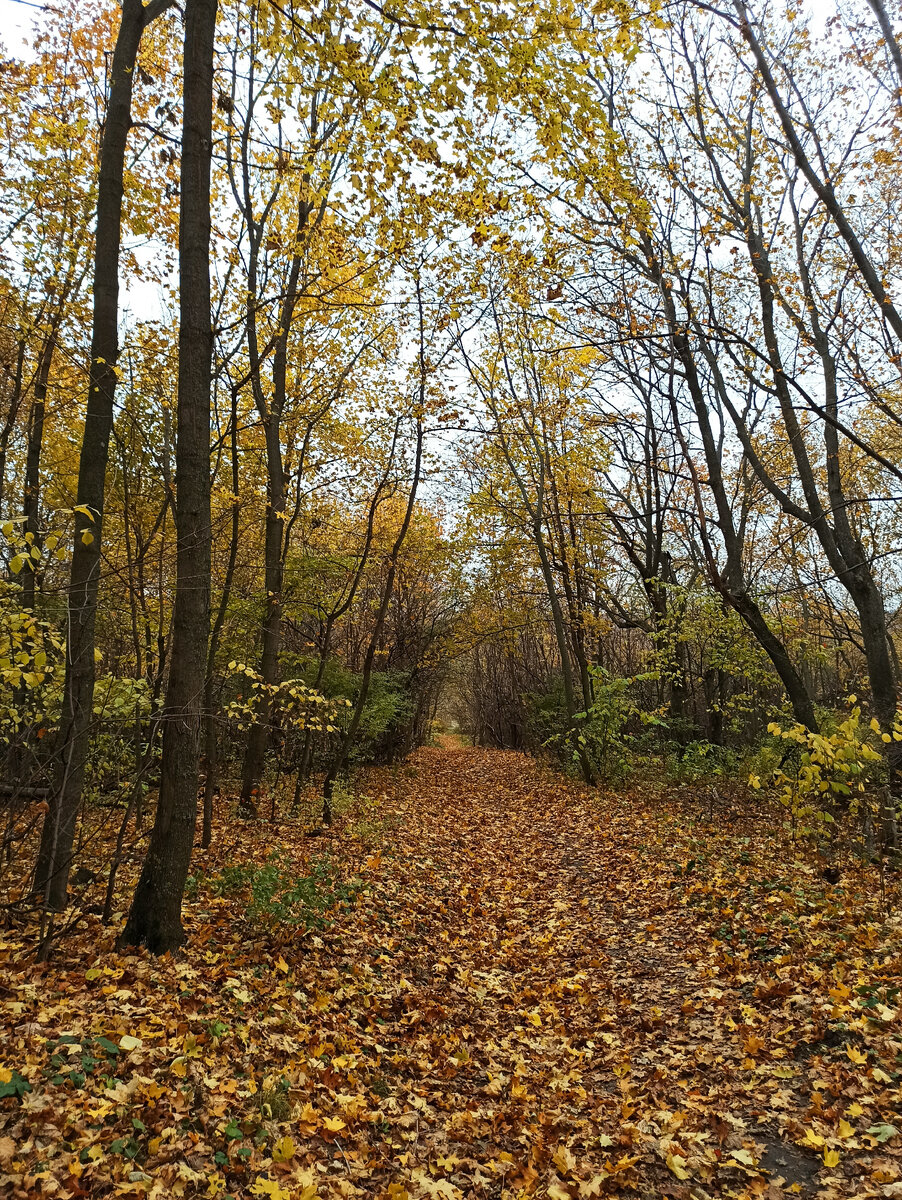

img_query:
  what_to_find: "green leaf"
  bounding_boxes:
[866,1124,898,1143]
[0,1070,32,1098]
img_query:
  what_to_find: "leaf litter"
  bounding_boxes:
[1,742,901,1199]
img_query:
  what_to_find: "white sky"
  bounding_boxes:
[0,0,841,54]
[0,0,36,50]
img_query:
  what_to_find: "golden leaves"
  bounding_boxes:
[3,742,900,1200]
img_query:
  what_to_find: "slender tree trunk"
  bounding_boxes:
[202,386,241,847]
[734,0,902,344]
[238,184,315,811]
[21,332,55,612]
[121,0,217,953]
[732,592,820,731]
[645,236,820,733]
[740,222,895,753]
[239,426,285,814]
[0,337,27,515]
[296,477,385,785]
[322,425,424,820]
[34,0,171,910]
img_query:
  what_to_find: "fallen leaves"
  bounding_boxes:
[0,744,901,1199]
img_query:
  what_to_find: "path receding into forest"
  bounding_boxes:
[2,744,900,1199]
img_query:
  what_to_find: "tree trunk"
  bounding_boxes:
[239,428,285,814]
[322,424,424,820]
[238,181,315,811]
[202,385,240,847]
[21,332,55,612]
[34,0,169,910]
[645,236,820,735]
[121,0,216,953]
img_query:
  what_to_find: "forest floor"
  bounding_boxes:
[1,742,902,1200]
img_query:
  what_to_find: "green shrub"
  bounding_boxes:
[750,699,899,842]
[670,740,739,784]
[545,668,664,784]
[202,852,361,931]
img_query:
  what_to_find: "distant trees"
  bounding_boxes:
[452,0,902,788]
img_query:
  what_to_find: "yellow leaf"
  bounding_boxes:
[249,1180,292,1200]
[801,1128,824,1149]
[171,1056,188,1077]
[526,1010,542,1026]
[666,1152,689,1179]
[322,1116,346,1132]
[730,1148,756,1166]
[119,1034,143,1051]
[823,1148,840,1168]
[610,1155,639,1172]
[274,955,289,974]
[579,1174,608,1199]
[837,1120,854,1139]
[552,1145,577,1175]
[845,1045,868,1065]
[847,1103,863,1118]
[272,1136,295,1162]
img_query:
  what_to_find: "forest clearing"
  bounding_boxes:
[1,741,901,1200]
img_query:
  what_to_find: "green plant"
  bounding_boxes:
[257,1077,292,1120]
[0,579,64,744]
[347,791,401,847]
[750,699,900,842]
[225,662,350,736]
[552,668,663,784]
[670,740,739,784]
[208,852,361,931]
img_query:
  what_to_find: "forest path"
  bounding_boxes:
[345,742,824,1198]
[5,743,887,1199]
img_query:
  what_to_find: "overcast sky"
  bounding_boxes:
[0,0,839,54]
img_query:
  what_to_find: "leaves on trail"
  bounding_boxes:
[1,744,901,1198]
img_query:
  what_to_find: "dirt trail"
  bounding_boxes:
[345,743,826,1199]
[3,742,895,1199]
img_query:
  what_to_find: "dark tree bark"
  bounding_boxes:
[237,188,326,813]
[21,331,55,613]
[732,0,902,346]
[34,0,173,911]
[121,0,217,953]
[202,384,241,848]
[0,336,27,514]
[642,238,820,733]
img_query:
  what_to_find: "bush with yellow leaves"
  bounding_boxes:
[750,698,901,844]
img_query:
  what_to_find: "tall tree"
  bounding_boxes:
[34,0,173,911]
[122,0,217,953]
